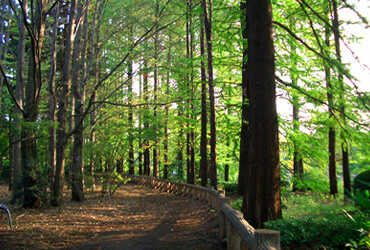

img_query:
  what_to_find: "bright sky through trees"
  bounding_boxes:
[341,0,370,92]
[277,2,370,120]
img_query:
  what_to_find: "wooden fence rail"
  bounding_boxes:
[127,175,280,250]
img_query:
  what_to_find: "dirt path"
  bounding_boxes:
[0,182,224,250]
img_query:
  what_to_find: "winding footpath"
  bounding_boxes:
[0,183,224,250]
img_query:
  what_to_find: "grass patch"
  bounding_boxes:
[229,191,370,249]
[264,192,370,249]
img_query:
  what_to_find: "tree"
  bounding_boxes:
[241,0,282,228]
[331,0,350,196]
[52,0,78,206]
[202,0,217,189]
[10,0,27,203]
[238,0,248,196]
[21,0,49,208]
[324,1,338,197]
[199,9,208,187]
[71,0,90,202]
[47,0,59,201]
[289,18,304,192]
[127,24,135,175]
[186,0,195,184]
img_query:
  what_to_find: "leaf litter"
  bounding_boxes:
[0,182,224,250]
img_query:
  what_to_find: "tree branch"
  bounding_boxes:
[0,61,26,116]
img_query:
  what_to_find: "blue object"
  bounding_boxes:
[0,204,13,231]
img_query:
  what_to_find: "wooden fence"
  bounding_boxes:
[127,175,280,250]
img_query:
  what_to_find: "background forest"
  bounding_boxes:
[0,0,370,247]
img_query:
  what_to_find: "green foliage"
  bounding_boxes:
[100,172,128,197]
[292,171,330,193]
[231,198,242,211]
[346,220,370,249]
[223,182,238,194]
[265,193,370,248]
[265,211,369,248]
[351,190,370,214]
[354,170,370,193]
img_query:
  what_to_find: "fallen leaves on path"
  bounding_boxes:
[0,182,224,250]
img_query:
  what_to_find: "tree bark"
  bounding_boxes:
[22,0,48,208]
[242,0,282,228]
[292,96,304,191]
[52,0,78,206]
[176,101,184,179]
[164,35,171,180]
[324,9,338,197]
[48,1,59,199]
[152,5,159,178]
[116,158,123,173]
[71,0,88,202]
[0,0,9,111]
[186,0,195,184]
[202,0,217,189]
[138,66,143,176]
[332,0,350,196]
[200,13,208,187]
[10,0,27,203]
[289,25,304,192]
[128,25,135,175]
[143,61,150,176]
[238,0,248,196]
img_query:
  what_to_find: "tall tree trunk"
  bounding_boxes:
[292,94,304,191]
[52,0,78,206]
[71,0,88,202]
[186,0,195,184]
[202,0,217,189]
[238,0,248,196]
[22,0,48,208]
[90,91,96,191]
[0,0,9,111]
[11,0,27,203]
[325,10,338,197]
[176,101,184,180]
[289,25,304,192]
[143,61,150,176]
[163,36,171,180]
[127,67,134,175]
[242,0,282,228]
[48,1,59,199]
[68,92,75,188]
[116,159,123,173]
[331,0,350,196]
[8,121,14,192]
[152,5,159,178]
[128,25,135,175]
[200,14,208,187]
[138,66,143,176]
[89,0,103,190]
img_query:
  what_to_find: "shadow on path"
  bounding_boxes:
[60,183,225,250]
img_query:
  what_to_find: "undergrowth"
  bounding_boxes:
[264,193,370,249]
[227,189,370,249]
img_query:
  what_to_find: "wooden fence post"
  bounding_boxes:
[227,221,241,250]
[253,229,280,250]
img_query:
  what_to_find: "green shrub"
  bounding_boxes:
[224,183,238,194]
[265,211,369,248]
[347,220,370,249]
[354,170,370,193]
[351,190,370,213]
[231,198,242,211]
[293,171,330,193]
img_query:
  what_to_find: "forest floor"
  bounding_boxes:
[0,181,225,250]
